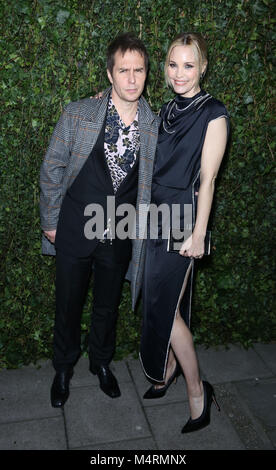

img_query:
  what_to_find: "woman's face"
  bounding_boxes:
[167,45,204,98]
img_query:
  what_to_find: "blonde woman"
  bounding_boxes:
[140,32,229,433]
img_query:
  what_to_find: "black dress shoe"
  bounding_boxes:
[90,365,121,398]
[51,369,73,408]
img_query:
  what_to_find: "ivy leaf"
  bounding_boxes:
[56,10,70,24]
[244,95,254,104]
[32,119,38,128]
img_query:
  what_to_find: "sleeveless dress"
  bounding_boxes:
[140,90,229,382]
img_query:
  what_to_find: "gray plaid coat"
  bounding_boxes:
[40,87,160,308]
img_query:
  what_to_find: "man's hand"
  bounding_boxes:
[90,91,103,99]
[44,230,56,244]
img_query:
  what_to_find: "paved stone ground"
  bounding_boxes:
[0,343,275,451]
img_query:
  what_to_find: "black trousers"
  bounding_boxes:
[53,243,129,372]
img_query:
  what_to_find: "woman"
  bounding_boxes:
[140,32,229,433]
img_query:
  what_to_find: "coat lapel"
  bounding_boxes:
[69,89,111,180]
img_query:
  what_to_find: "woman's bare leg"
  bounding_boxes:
[153,319,204,420]
[150,260,203,418]
[170,312,204,419]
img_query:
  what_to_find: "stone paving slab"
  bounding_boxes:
[0,416,66,450]
[212,382,274,450]
[75,437,157,450]
[235,377,276,429]
[196,344,273,384]
[253,343,276,375]
[65,382,151,449]
[0,360,60,424]
[71,357,132,388]
[268,429,276,449]
[0,343,275,451]
[144,401,245,450]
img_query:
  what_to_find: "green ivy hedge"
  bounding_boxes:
[1,0,275,369]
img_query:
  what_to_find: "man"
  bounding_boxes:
[40,33,159,407]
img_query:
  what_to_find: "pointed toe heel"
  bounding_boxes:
[143,364,180,399]
[212,393,221,412]
[181,381,220,434]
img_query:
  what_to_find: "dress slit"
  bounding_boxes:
[162,259,194,381]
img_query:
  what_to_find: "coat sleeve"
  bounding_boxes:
[39,105,73,231]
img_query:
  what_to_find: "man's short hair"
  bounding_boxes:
[107,32,149,75]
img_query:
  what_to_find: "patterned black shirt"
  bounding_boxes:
[104,96,140,193]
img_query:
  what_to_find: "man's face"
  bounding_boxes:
[107,49,147,105]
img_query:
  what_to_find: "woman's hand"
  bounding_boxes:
[179,233,204,259]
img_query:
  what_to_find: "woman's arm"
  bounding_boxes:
[180,117,228,258]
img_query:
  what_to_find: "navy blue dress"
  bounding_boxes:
[140,90,229,382]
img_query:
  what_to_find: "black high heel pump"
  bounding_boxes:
[143,364,181,399]
[181,381,220,433]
